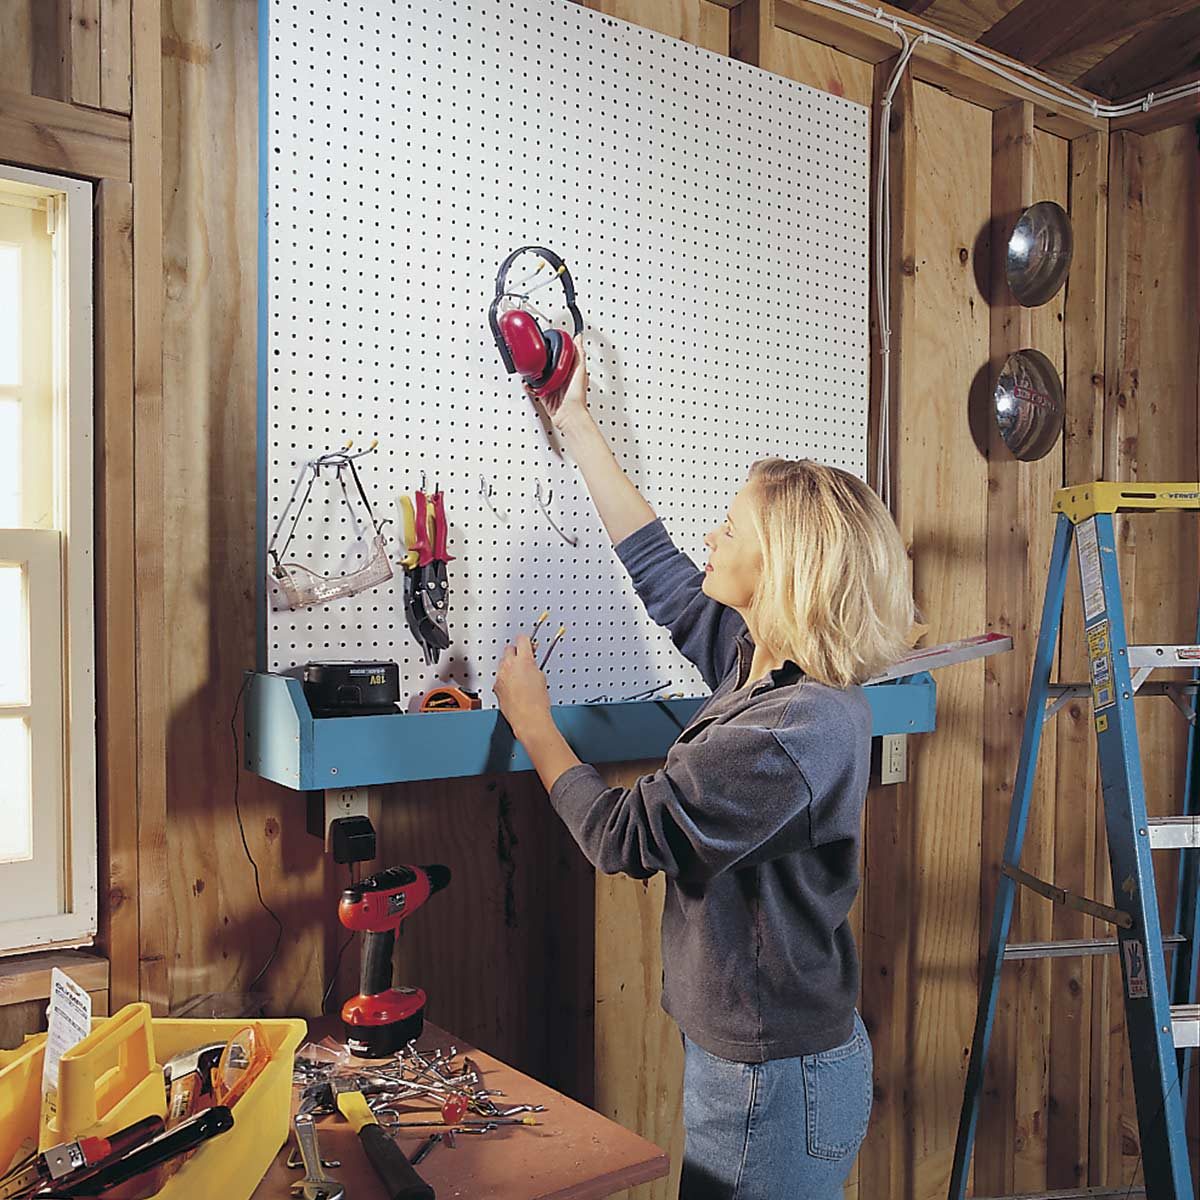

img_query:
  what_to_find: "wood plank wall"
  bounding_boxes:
[1,0,1197,1195]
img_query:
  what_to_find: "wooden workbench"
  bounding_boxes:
[253,1020,669,1200]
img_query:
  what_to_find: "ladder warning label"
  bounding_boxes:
[1087,620,1115,712]
[1122,940,1148,999]
[1076,517,1105,621]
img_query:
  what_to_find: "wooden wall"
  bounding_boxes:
[158,0,594,1101]
[1,0,1197,1196]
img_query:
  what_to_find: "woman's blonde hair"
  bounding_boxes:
[744,459,915,689]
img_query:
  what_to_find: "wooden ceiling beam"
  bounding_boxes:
[1034,0,1196,82]
[979,0,1114,67]
[1078,7,1200,99]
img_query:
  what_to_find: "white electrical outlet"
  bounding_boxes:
[324,787,370,841]
[879,734,908,785]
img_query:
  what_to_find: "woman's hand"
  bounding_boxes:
[494,636,553,740]
[531,336,589,432]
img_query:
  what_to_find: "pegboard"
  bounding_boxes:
[261,0,870,708]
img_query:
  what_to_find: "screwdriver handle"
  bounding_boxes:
[359,1123,435,1200]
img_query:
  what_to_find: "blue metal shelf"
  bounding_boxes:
[244,671,937,791]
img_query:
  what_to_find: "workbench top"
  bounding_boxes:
[253,1020,669,1200]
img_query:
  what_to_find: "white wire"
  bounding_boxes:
[804,0,1200,117]
[822,0,1200,509]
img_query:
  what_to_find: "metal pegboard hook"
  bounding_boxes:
[481,475,507,523]
[533,481,577,547]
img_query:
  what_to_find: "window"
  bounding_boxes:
[0,166,96,951]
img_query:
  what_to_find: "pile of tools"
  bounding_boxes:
[289,1041,546,1197]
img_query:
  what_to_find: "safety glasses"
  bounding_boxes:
[210,1023,271,1108]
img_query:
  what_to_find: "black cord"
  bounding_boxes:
[322,864,357,1014]
[1121,1056,1194,1198]
[230,674,285,993]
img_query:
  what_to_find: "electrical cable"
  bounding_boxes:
[322,864,359,1015]
[810,0,1200,509]
[229,674,285,993]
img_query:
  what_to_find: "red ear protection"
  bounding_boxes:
[538,330,578,396]
[489,247,584,399]
[497,309,550,380]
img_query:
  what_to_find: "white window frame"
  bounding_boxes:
[0,165,96,953]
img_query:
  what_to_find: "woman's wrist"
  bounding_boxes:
[555,405,599,440]
[513,707,557,749]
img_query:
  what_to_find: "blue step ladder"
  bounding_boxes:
[950,482,1200,1200]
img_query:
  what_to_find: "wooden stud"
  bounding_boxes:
[899,80,991,1200]
[1115,120,1200,1186]
[95,177,140,1010]
[859,57,916,1200]
[1046,126,1106,1192]
[593,767,683,1200]
[0,89,130,180]
[976,98,1034,1199]
[729,0,773,68]
[31,1,73,103]
[1092,126,1145,1189]
[100,0,132,114]
[131,0,168,1012]
[70,0,102,108]
[1015,126,1068,1195]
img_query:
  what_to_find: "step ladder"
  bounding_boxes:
[950,483,1200,1200]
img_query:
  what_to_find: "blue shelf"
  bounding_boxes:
[244,671,936,791]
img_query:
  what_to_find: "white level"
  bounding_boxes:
[1147,815,1200,849]
[866,633,1012,684]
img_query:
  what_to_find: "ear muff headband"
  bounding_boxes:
[488,246,583,376]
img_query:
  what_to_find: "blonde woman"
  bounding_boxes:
[494,341,914,1200]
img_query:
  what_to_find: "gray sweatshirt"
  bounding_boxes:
[549,519,872,1062]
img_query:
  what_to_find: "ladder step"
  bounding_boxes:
[1128,643,1200,669]
[1173,1003,1200,1048]
[970,1189,1146,1199]
[1147,815,1200,849]
[1005,935,1187,960]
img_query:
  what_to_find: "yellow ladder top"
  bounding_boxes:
[1053,482,1200,523]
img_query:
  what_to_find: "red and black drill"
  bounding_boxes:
[338,864,451,1058]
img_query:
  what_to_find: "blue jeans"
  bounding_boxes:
[679,1013,872,1200]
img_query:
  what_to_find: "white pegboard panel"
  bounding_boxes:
[264,0,869,708]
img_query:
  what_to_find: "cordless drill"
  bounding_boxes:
[339,864,451,1058]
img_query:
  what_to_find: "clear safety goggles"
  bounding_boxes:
[268,443,393,611]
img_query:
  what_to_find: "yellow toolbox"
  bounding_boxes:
[1,1008,306,1199]
[0,1036,46,1174]
[41,1003,166,1150]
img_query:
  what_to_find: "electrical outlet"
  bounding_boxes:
[879,734,908,785]
[324,787,369,842]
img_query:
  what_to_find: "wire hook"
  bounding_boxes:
[533,481,578,547]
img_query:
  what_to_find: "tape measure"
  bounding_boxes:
[418,686,481,713]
